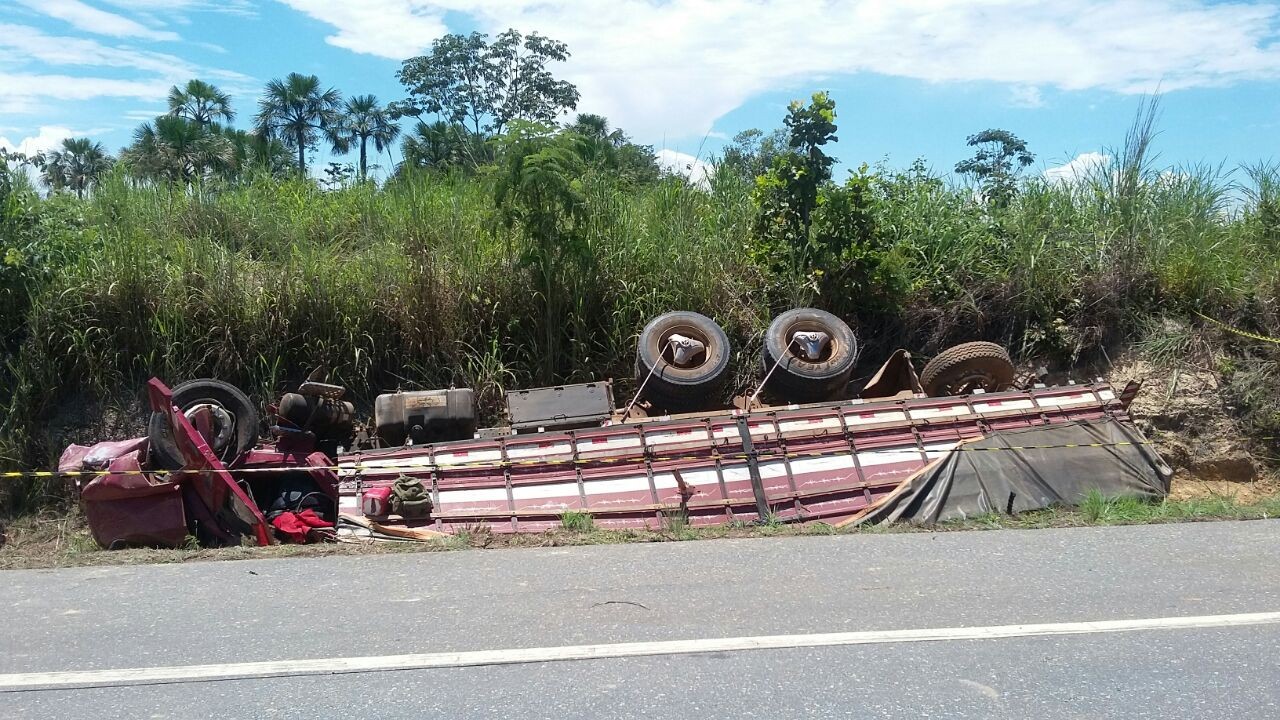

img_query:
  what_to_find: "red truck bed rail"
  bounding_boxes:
[335,383,1129,533]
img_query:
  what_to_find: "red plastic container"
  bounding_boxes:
[361,486,392,518]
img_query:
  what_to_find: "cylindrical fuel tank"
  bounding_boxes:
[374,389,477,446]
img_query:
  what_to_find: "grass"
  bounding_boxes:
[1076,488,1280,524]
[559,510,594,532]
[5,489,1278,570]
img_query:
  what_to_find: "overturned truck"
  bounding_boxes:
[62,309,1171,549]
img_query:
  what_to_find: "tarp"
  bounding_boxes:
[851,418,1172,526]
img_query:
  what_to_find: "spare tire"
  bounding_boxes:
[919,341,1016,397]
[761,308,858,403]
[635,311,731,412]
[149,378,260,470]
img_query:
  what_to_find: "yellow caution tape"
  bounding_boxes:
[0,441,1152,480]
[1195,311,1280,345]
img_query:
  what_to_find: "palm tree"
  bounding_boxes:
[569,113,619,143]
[220,127,296,180]
[122,116,234,185]
[329,94,400,181]
[41,138,112,198]
[167,79,235,127]
[401,120,471,171]
[568,113,628,165]
[254,73,342,175]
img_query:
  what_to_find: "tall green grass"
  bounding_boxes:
[2,143,1279,512]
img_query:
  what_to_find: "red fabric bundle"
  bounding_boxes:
[270,509,333,543]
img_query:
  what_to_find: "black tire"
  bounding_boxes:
[761,308,858,403]
[149,379,260,470]
[635,311,731,412]
[919,342,1015,397]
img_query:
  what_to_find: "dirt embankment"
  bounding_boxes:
[1107,353,1275,501]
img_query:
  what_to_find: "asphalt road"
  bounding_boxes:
[2,520,1279,718]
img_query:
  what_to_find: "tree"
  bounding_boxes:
[954,129,1034,205]
[221,127,296,180]
[392,29,579,163]
[566,113,660,184]
[784,91,839,229]
[809,165,905,313]
[0,152,12,202]
[255,73,343,175]
[747,92,843,305]
[168,79,235,127]
[0,149,37,202]
[718,127,789,180]
[746,94,903,310]
[41,138,112,199]
[329,94,400,181]
[321,162,354,191]
[752,92,838,256]
[492,122,591,383]
[568,113,617,143]
[121,116,234,185]
[401,120,470,171]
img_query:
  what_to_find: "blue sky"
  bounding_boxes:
[2,0,1279,184]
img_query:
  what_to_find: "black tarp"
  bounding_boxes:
[855,418,1172,525]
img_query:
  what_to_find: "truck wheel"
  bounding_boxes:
[760,308,858,403]
[919,342,1015,397]
[149,379,260,470]
[635,311,731,412]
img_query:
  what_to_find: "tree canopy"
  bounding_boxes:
[718,128,789,181]
[122,115,234,184]
[401,120,474,172]
[168,79,235,127]
[492,122,592,382]
[752,91,839,256]
[330,94,400,180]
[41,138,112,199]
[955,129,1035,205]
[566,113,660,184]
[746,92,899,312]
[66,33,656,192]
[255,72,344,174]
[391,29,580,147]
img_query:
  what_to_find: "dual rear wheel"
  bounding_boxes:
[633,308,860,409]
[635,310,1017,409]
[634,311,732,412]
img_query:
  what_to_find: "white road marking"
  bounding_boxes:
[3,611,1277,692]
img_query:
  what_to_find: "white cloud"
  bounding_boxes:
[1009,86,1044,109]
[275,1,448,58]
[656,148,712,188]
[0,126,81,157]
[0,24,193,75]
[15,0,179,41]
[122,108,168,122]
[0,126,110,192]
[193,41,230,54]
[102,0,256,16]
[0,97,43,115]
[1044,152,1111,184]
[271,0,1280,140]
[0,72,172,103]
[0,25,257,113]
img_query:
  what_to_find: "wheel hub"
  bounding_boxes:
[790,331,831,361]
[184,402,235,453]
[946,373,995,395]
[665,333,707,368]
